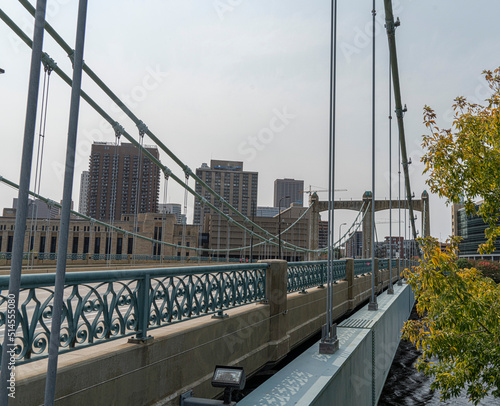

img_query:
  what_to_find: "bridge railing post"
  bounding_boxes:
[129,273,152,343]
[345,258,355,310]
[259,259,289,361]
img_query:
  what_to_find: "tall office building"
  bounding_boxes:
[88,142,160,221]
[193,160,258,224]
[274,178,304,208]
[79,171,90,216]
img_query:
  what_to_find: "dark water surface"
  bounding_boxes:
[378,308,499,406]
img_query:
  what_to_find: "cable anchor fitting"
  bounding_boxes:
[183,166,192,178]
[113,122,124,140]
[162,167,172,179]
[41,53,57,74]
[137,121,148,137]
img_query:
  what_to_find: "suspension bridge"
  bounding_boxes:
[0,0,427,405]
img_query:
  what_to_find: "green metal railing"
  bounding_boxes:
[354,259,373,277]
[0,263,267,365]
[287,260,346,293]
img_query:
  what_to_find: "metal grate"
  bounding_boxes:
[338,318,374,329]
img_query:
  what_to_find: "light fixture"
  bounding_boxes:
[212,365,245,390]
[180,365,245,406]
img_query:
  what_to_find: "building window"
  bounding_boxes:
[116,237,123,255]
[72,237,79,254]
[94,237,101,254]
[50,236,57,253]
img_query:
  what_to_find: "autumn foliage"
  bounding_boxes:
[402,237,500,404]
[421,67,500,254]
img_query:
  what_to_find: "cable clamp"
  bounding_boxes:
[113,122,124,139]
[41,53,57,73]
[137,121,148,137]
[46,199,57,208]
[162,167,172,179]
[183,166,192,177]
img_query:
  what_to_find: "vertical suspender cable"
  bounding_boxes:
[29,65,51,268]
[217,212,221,261]
[0,1,47,403]
[397,98,402,285]
[319,0,339,353]
[198,198,204,263]
[226,218,230,262]
[107,133,119,267]
[44,0,88,404]
[132,133,144,264]
[388,36,394,294]
[181,175,188,260]
[368,0,378,311]
[161,174,168,264]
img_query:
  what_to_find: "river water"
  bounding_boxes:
[378,308,499,406]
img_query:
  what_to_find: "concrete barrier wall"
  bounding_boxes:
[238,282,414,406]
[13,259,401,406]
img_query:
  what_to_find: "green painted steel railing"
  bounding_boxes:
[354,259,373,277]
[0,263,267,365]
[287,260,346,293]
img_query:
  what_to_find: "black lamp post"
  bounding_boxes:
[278,195,290,259]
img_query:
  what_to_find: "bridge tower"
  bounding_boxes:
[362,191,373,258]
[308,192,320,261]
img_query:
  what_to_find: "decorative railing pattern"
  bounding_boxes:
[354,259,373,277]
[286,260,346,293]
[379,259,389,270]
[0,263,267,365]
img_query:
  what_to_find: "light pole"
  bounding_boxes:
[278,195,290,259]
[338,222,346,258]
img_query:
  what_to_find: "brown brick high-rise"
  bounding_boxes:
[88,142,160,221]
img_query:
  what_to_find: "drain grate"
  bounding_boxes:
[338,318,374,329]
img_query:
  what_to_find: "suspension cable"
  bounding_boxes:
[2,9,375,256]
[28,62,52,268]
[181,174,189,261]
[132,127,145,264]
[106,129,120,267]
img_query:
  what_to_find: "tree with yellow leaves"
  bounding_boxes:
[403,67,500,404]
[422,67,500,254]
[402,237,500,404]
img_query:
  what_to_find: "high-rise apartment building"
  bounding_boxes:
[88,142,160,221]
[193,160,258,224]
[274,178,304,208]
[79,171,90,216]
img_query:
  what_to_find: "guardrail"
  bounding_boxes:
[0,263,268,364]
[354,259,373,277]
[287,260,346,293]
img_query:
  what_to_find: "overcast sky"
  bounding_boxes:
[1,0,499,242]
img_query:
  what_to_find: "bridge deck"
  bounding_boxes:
[238,283,414,406]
